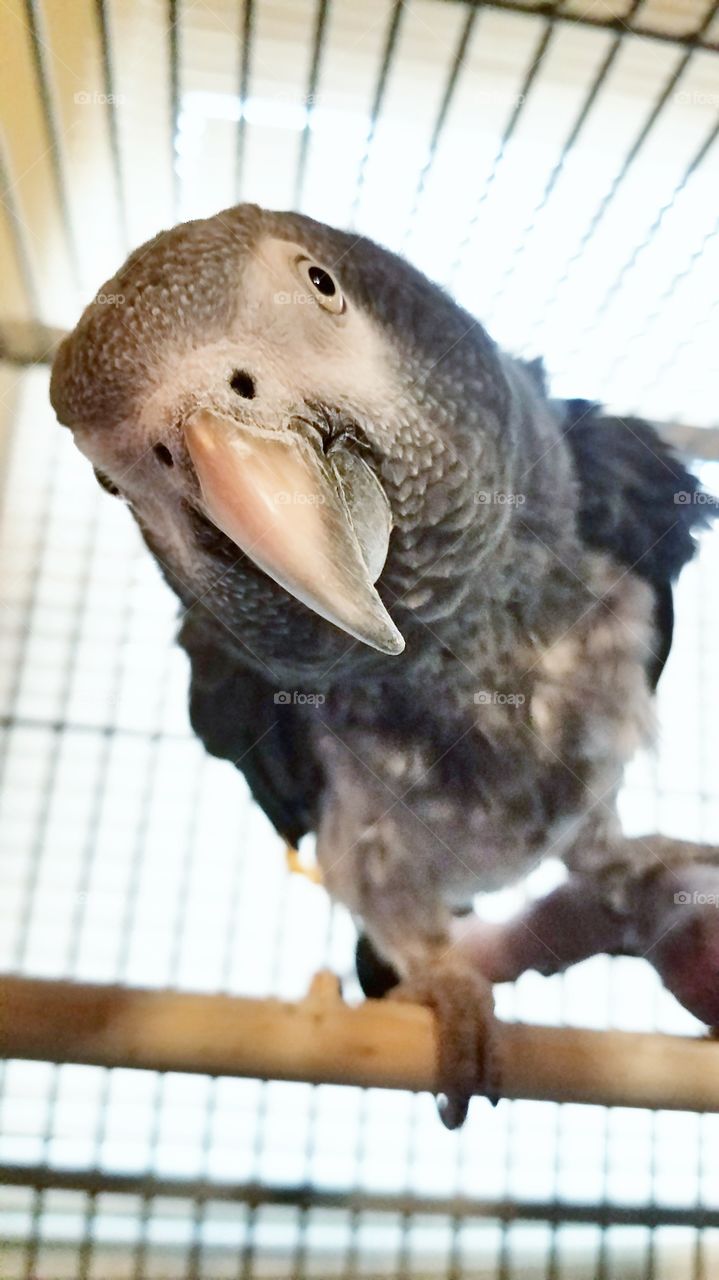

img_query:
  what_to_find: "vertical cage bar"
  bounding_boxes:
[447,15,558,286]
[94,0,129,255]
[482,0,647,318]
[348,0,406,228]
[23,0,82,296]
[168,0,180,221]
[401,1,480,248]
[294,0,331,212]
[522,0,719,338]
[235,0,255,203]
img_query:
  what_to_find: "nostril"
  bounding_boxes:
[153,443,174,467]
[229,369,256,399]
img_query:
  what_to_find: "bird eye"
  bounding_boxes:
[297,258,345,315]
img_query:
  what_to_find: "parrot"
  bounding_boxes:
[50,203,719,1128]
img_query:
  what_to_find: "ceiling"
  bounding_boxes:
[1,0,718,427]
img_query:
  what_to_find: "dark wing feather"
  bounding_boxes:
[562,400,717,686]
[178,614,321,846]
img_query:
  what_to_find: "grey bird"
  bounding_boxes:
[50,204,719,1127]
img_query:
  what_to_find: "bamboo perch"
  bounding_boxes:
[1,974,719,1112]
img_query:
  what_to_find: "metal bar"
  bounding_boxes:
[0,379,70,1280]
[447,17,557,285]
[1,1163,718,1229]
[131,1074,164,1280]
[0,713,192,741]
[168,0,180,220]
[0,373,22,505]
[2,975,719,1112]
[9,521,103,974]
[21,1071,61,1280]
[348,0,406,228]
[129,757,211,1278]
[482,0,646,317]
[572,114,719,357]
[235,0,255,202]
[0,141,41,322]
[401,1,481,248]
[23,0,82,296]
[60,552,150,1280]
[294,0,331,212]
[524,0,719,338]
[630,291,719,413]
[94,0,129,255]
[600,212,719,400]
[438,0,719,52]
[0,320,67,365]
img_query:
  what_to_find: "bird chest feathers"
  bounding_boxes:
[312,551,657,904]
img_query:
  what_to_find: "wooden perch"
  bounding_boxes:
[1,974,718,1112]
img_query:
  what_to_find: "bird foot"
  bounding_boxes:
[637,864,719,1027]
[388,957,501,1129]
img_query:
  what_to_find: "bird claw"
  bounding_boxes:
[641,865,719,1027]
[389,959,501,1129]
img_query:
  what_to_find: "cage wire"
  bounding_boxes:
[1,0,719,1276]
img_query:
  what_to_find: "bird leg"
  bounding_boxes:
[348,835,719,1127]
[320,826,502,1128]
[388,952,501,1129]
[454,836,719,1029]
[449,879,630,984]
[624,852,719,1027]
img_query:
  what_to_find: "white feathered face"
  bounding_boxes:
[52,224,414,655]
[52,205,512,663]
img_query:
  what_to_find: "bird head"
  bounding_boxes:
[51,205,516,674]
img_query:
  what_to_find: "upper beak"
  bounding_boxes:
[184,409,405,656]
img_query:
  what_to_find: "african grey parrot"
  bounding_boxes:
[50,204,719,1127]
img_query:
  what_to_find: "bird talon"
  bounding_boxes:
[438,1091,470,1131]
[389,960,501,1129]
[639,865,719,1027]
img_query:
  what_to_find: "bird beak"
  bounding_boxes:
[184,409,405,655]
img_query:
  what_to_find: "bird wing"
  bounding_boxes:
[562,400,717,687]
[178,613,322,846]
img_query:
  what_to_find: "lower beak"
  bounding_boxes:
[184,409,404,656]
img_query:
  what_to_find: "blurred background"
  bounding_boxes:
[1,0,719,1276]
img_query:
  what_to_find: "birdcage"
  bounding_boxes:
[1,0,719,1276]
